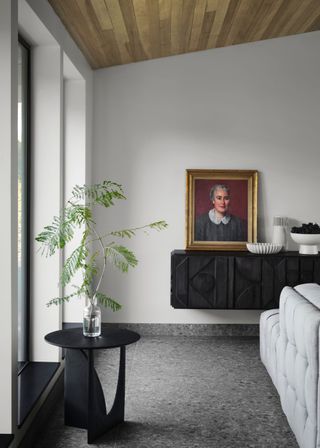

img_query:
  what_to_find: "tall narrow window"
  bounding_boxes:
[17,37,30,371]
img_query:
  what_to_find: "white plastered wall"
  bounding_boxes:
[92,31,320,325]
[30,44,63,362]
[63,76,86,323]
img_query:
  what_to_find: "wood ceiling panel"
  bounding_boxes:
[244,0,282,42]
[159,0,172,56]
[91,0,113,30]
[171,0,184,54]
[48,0,320,69]
[284,0,320,35]
[306,12,320,33]
[147,0,161,58]
[207,0,231,48]
[189,0,207,51]
[216,0,242,48]
[225,0,263,45]
[105,0,133,64]
[261,0,303,39]
[120,0,146,60]
[180,0,195,52]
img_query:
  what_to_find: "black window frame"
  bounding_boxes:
[17,34,31,374]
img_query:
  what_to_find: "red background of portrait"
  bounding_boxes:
[195,179,248,220]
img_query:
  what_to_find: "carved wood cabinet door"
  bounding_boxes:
[171,251,320,310]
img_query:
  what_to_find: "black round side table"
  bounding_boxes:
[45,325,140,444]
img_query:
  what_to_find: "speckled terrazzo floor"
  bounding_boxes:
[33,336,298,448]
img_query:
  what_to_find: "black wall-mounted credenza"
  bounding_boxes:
[171,250,320,310]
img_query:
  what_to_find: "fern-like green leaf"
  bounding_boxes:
[46,291,79,307]
[105,244,138,273]
[61,244,88,287]
[109,221,168,240]
[148,220,168,231]
[71,181,126,208]
[65,204,93,226]
[36,215,75,256]
[110,229,136,239]
[95,292,122,311]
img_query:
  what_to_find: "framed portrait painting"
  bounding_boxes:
[186,169,258,250]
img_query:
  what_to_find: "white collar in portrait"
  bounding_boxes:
[208,209,231,225]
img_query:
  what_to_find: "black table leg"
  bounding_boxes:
[87,346,126,444]
[64,349,106,429]
[64,347,126,444]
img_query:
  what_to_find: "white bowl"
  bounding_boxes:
[290,233,320,254]
[246,243,283,254]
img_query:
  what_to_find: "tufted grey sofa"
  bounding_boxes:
[260,283,320,448]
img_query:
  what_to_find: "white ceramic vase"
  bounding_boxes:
[272,217,288,250]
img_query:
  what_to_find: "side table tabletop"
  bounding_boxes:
[45,325,140,444]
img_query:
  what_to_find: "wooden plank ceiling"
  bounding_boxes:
[48,0,320,69]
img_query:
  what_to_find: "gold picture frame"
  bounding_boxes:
[186,169,258,251]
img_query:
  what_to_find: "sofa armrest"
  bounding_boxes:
[277,286,320,448]
[260,309,280,389]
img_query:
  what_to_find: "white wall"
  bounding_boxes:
[30,45,63,361]
[63,79,86,323]
[93,31,320,324]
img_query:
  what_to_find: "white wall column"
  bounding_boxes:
[31,45,63,361]
[0,0,18,434]
[63,78,86,323]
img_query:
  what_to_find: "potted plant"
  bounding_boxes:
[36,180,167,337]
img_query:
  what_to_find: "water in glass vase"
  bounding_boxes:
[83,300,101,337]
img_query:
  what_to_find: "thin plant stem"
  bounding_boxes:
[88,222,163,245]
[89,224,107,301]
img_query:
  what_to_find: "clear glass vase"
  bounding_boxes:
[83,296,101,337]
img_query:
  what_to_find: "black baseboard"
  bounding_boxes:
[0,435,14,448]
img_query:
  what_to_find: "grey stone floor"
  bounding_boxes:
[33,336,298,448]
